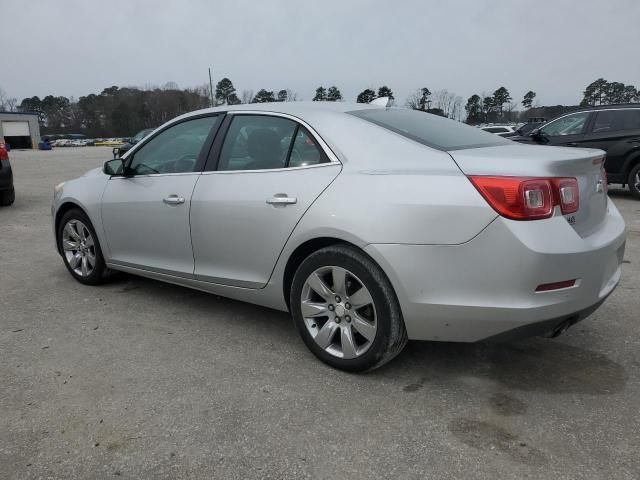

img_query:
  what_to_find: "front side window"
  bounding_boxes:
[128,116,220,175]
[593,110,640,133]
[217,115,327,171]
[540,112,589,136]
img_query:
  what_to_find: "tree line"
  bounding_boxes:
[1,76,638,137]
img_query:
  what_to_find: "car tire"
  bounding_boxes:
[57,208,112,285]
[290,244,408,372]
[0,187,15,206]
[628,163,640,199]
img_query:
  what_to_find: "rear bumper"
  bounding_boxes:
[365,199,626,342]
[0,160,13,190]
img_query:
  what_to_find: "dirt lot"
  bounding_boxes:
[1,147,639,479]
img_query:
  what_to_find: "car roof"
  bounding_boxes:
[563,103,640,115]
[170,101,378,125]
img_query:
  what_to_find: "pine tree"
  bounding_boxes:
[313,87,327,101]
[377,86,394,100]
[419,88,431,110]
[215,78,236,105]
[252,89,276,103]
[356,89,376,103]
[522,91,536,109]
[326,86,342,102]
[277,90,288,102]
[464,94,482,124]
[492,87,512,115]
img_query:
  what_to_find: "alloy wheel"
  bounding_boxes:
[62,219,96,277]
[301,266,377,359]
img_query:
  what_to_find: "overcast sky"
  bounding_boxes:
[1,0,638,107]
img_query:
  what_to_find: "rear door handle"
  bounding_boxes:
[566,142,579,147]
[163,195,185,205]
[266,194,297,206]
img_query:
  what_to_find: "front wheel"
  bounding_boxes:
[628,163,640,199]
[290,245,407,372]
[57,208,111,285]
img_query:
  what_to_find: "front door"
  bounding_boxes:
[536,111,591,147]
[190,113,341,288]
[101,115,221,277]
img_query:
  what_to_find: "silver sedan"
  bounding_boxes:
[52,102,626,371]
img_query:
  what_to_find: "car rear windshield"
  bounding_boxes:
[348,108,511,151]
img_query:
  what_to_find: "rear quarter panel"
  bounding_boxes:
[286,112,497,246]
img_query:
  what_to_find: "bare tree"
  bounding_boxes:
[452,96,463,121]
[505,101,518,122]
[405,89,423,110]
[285,89,298,101]
[241,89,254,104]
[433,89,457,118]
[0,88,7,110]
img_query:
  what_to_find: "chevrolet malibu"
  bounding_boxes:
[52,102,626,372]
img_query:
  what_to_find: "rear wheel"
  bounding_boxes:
[290,245,407,372]
[628,163,640,199]
[57,208,111,285]
[0,187,15,206]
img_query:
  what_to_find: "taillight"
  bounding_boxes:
[469,176,579,221]
[0,145,8,161]
[551,178,579,214]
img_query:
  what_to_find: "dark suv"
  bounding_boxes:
[512,104,640,198]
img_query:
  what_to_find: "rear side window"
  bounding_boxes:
[348,108,510,151]
[593,110,640,133]
[288,127,326,167]
[217,115,328,171]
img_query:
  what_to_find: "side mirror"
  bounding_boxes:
[529,128,540,137]
[103,158,125,176]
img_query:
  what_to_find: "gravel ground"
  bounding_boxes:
[1,147,639,479]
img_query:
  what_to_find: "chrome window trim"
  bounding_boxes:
[108,172,201,180]
[542,107,640,132]
[224,110,342,166]
[120,112,223,160]
[200,162,340,175]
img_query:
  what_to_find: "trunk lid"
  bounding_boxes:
[448,144,608,237]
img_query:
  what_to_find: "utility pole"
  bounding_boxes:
[208,68,214,107]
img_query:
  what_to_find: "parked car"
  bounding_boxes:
[113,128,155,158]
[501,121,546,138]
[480,125,516,136]
[52,102,625,371]
[0,142,15,206]
[511,104,640,198]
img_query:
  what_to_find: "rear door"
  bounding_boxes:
[190,113,341,288]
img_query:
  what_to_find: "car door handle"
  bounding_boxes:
[266,194,297,206]
[163,195,185,205]
[566,143,579,147]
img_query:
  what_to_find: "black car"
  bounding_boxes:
[113,128,155,158]
[0,143,15,206]
[511,104,640,198]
